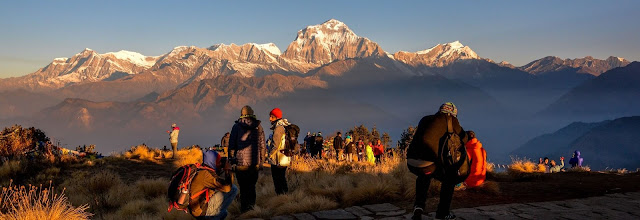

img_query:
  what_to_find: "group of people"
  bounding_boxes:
[303,131,386,164]
[539,150,584,173]
[171,102,489,220]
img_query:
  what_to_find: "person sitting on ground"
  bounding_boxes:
[464,130,487,188]
[542,157,550,173]
[189,150,237,220]
[569,150,583,168]
[406,102,468,220]
[549,157,564,173]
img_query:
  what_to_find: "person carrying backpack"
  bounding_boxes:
[168,150,237,220]
[406,102,469,220]
[228,106,265,212]
[268,108,291,194]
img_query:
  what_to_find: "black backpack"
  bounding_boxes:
[436,115,471,184]
[282,124,300,156]
[167,163,216,213]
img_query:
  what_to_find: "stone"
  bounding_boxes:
[362,203,401,213]
[271,216,296,220]
[311,209,357,220]
[292,213,317,220]
[344,206,373,217]
[376,210,406,217]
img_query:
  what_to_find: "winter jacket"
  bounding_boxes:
[569,150,584,168]
[304,135,314,151]
[170,127,180,143]
[314,135,324,151]
[189,152,233,217]
[372,144,384,156]
[345,142,356,154]
[366,144,375,164]
[333,136,344,150]
[465,138,487,187]
[407,113,467,168]
[269,119,291,166]
[549,161,564,173]
[229,117,266,167]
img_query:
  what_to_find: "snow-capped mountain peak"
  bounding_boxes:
[251,43,281,56]
[282,19,384,64]
[393,41,480,67]
[105,50,156,68]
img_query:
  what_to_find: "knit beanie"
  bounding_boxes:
[240,105,255,118]
[439,102,458,117]
[270,108,282,119]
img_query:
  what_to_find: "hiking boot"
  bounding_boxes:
[411,207,423,220]
[435,213,457,220]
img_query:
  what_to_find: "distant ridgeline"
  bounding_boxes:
[512,116,640,170]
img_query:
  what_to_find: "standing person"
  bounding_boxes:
[569,150,584,168]
[373,139,384,164]
[344,136,356,162]
[357,139,365,161]
[314,132,324,159]
[228,106,265,212]
[406,102,468,220]
[188,150,237,220]
[167,123,180,159]
[268,108,291,195]
[303,132,312,156]
[220,132,230,157]
[333,132,344,161]
[464,131,487,188]
[542,157,550,173]
[365,141,375,164]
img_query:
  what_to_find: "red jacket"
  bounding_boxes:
[372,144,384,156]
[465,138,486,187]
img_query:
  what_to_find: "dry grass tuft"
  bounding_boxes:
[0,160,22,185]
[0,181,92,220]
[135,178,167,200]
[172,148,203,168]
[507,157,546,174]
[566,166,591,173]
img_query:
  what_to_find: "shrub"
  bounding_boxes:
[507,157,546,174]
[0,181,91,220]
[566,166,591,173]
[0,160,22,185]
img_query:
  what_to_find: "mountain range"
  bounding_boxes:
[0,19,637,155]
[512,116,640,170]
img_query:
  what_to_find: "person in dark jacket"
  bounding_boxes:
[220,132,230,157]
[303,132,312,156]
[344,135,356,162]
[569,150,584,168]
[314,132,324,159]
[189,150,237,220]
[333,132,344,161]
[228,105,265,212]
[407,102,467,220]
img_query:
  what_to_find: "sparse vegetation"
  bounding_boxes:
[0,181,91,220]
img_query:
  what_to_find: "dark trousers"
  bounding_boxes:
[310,148,321,158]
[408,164,455,218]
[171,142,178,158]
[235,166,259,212]
[271,165,288,195]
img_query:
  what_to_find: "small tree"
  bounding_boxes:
[381,132,391,150]
[397,125,416,151]
[371,125,380,142]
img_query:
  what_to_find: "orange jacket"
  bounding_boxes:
[465,138,486,187]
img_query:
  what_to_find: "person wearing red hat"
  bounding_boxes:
[268,107,290,195]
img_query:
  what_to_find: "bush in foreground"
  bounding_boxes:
[0,181,91,220]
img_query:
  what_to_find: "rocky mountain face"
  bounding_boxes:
[0,49,157,92]
[520,56,630,76]
[392,41,480,68]
[281,19,386,65]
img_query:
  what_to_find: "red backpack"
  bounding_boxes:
[167,163,216,213]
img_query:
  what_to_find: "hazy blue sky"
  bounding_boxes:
[1,0,638,78]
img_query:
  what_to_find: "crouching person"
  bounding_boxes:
[190,151,238,220]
